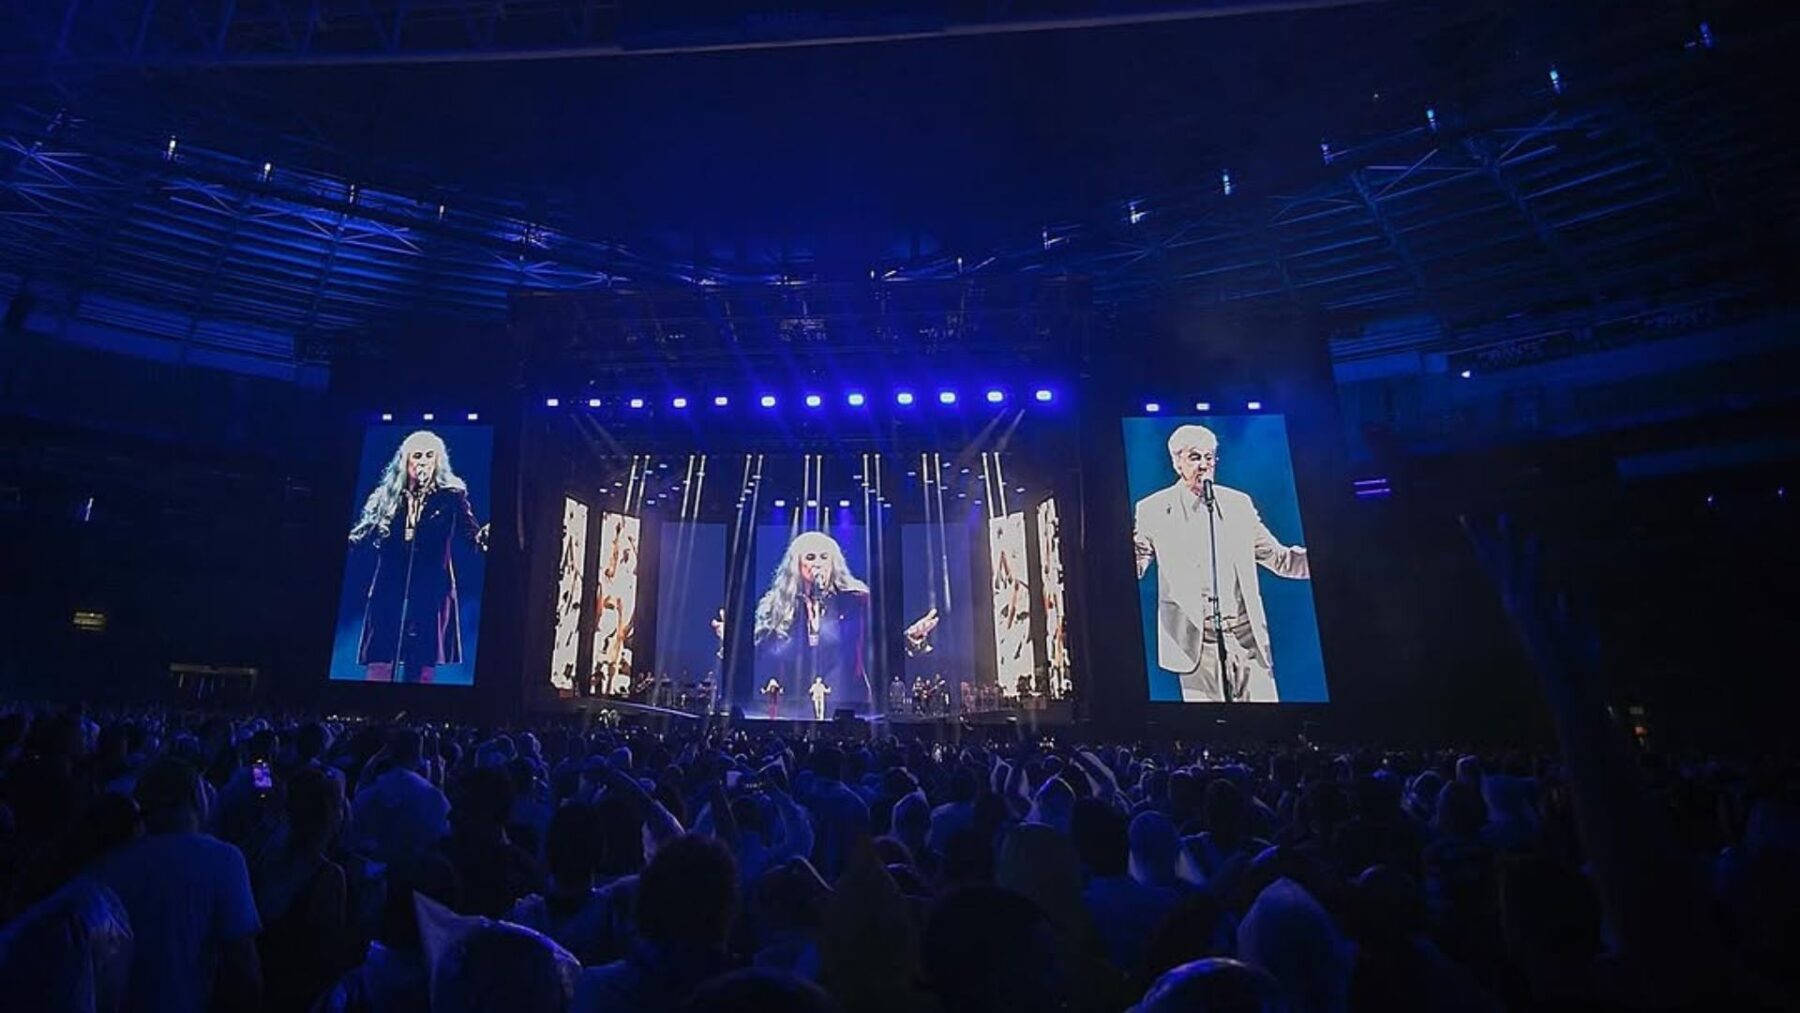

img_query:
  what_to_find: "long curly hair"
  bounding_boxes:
[349,430,468,543]
[754,530,868,641]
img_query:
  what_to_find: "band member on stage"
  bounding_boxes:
[349,430,488,683]
[763,678,784,719]
[1133,424,1309,702]
[751,530,938,715]
[809,676,831,721]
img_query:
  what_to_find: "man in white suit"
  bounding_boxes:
[1133,424,1309,702]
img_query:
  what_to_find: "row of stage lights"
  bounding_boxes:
[378,412,480,422]
[1142,401,1263,413]
[372,396,1268,422]
[541,388,1056,410]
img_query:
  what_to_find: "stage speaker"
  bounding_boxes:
[832,708,858,723]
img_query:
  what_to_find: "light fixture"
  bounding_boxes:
[587,398,601,408]
[846,392,866,407]
[628,397,645,409]
[896,391,916,405]
[380,412,394,421]
[713,395,729,407]
[1144,402,1161,414]
[985,389,1005,404]
[1459,369,1472,379]
[466,412,479,421]
[806,499,818,508]
[1034,389,1054,403]
[1247,401,1263,411]
[760,395,777,408]
[422,412,435,421]
[805,394,822,408]
[838,499,850,508]
[938,390,958,405]
[671,397,688,409]
[544,398,560,408]
[1195,401,1211,412]
[774,499,787,508]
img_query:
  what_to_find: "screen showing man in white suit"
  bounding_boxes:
[1133,424,1310,702]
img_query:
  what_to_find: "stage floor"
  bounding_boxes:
[548,695,1072,730]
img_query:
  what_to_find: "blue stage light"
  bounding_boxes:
[1144,402,1161,414]
[838,499,850,508]
[1425,107,1438,132]
[938,390,957,405]
[760,394,777,408]
[1195,401,1211,412]
[466,412,479,421]
[671,397,688,409]
[896,391,916,405]
[587,398,601,408]
[1034,388,1053,403]
[805,394,822,408]
[380,412,394,421]
[846,392,866,407]
[714,395,729,407]
[774,499,786,508]
[806,499,818,508]
[1221,169,1234,196]
[544,398,559,408]
[1459,369,1472,379]
[422,412,435,421]
[1549,66,1563,94]
[1247,401,1263,411]
[985,389,1005,404]
[628,397,645,409]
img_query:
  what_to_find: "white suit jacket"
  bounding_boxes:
[1133,481,1309,674]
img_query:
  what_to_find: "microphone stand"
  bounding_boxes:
[1202,479,1234,703]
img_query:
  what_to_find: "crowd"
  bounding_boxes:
[0,532,1792,1013]
[0,697,1792,1013]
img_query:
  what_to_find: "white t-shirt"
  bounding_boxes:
[90,832,262,1013]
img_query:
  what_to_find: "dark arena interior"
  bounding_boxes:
[1,2,1798,1010]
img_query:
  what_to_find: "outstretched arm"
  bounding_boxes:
[1466,516,1764,1006]
[601,765,683,848]
[456,491,490,551]
[1251,504,1307,578]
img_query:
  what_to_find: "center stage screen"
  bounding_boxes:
[331,424,493,686]
[1122,414,1326,703]
[587,451,1066,719]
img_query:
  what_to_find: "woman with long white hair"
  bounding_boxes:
[751,530,937,716]
[349,430,488,683]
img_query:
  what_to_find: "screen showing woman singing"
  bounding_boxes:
[330,425,494,686]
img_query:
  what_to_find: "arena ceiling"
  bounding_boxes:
[0,0,1794,380]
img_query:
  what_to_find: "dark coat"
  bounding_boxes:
[758,589,871,710]
[356,487,482,668]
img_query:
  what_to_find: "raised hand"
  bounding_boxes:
[904,608,940,648]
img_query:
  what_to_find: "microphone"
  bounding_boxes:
[1201,478,1216,507]
[812,570,829,596]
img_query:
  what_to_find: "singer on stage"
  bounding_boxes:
[1132,424,1309,702]
[751,530,938,715]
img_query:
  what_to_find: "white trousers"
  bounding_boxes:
[1178,626,1278,702]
